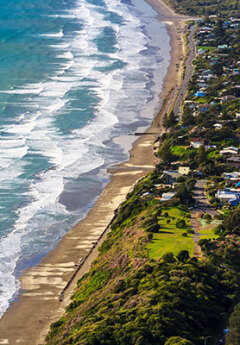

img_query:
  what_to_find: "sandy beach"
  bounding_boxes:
[0,1,193,344]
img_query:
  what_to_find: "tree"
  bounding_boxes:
[163,111,177,128]
[204,214,212,224]
[158,141,176,164]
[212,62,223,76]
[196,146,207,165]
[175,185,193,205]
[165,336,194,345]
[177,250,190,262]
[161,252,176,263]
[182,107,195,126]
[223,209,240,234]
[176,219,186,228]
[226,303,240,345]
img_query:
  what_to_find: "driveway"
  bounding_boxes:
[191,179,218,257]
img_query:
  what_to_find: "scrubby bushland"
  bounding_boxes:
[164,0,240,17]
[45,169,240,345]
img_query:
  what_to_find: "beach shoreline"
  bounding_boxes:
[0,1,193,344]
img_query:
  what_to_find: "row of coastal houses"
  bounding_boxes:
[188,18,240,210]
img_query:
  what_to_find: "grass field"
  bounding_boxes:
[198,46,215,51]
[148,207,194,259]
[170,145,196,160]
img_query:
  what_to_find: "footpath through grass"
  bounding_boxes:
[148,206,194,259]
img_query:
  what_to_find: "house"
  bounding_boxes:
[202,74,214,80]
[226,156,240,167]
[236,113,240,119]
[198,103,210,112]
[223,172,240,180]
[213,123,223,129]
[198,49,206,55]
[228,198,240,206]
[215,189,239,201]
[194,170,203,177]
[201,26,213,32]
[161,192,176,201]
[226,147,238,152]
[221,95,237,102]
[189,126,198,134]
[218,44,229,50]
[161,170,181,184]
[195,91,206,97]
[190,138,211,149]
[154,184,172,189]
[220,147,238,155]
[184,100,196,109]
[178,166,190,175]
[198,82,207,88]
[202,69,212,75]
[141,192,152,198]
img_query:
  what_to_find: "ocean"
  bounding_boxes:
[0,0,170,317]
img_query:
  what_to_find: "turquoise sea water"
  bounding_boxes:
[0,0,170,316]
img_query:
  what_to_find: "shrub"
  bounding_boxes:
[147,233,153,241]
[161,252,176,263]
[182,232,188,237]
[187,229,194,234]
[223,209,240,234]
[204,214,212,222]
[176,219,186,228]
[114,279,126,293]
[165,336,194,345]
[146,224,160,233]
[177,250,189,262]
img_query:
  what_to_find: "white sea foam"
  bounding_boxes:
[0,88,43,95]
[40,29,63,38]
[49,43,69,49]
[57,51,74,60]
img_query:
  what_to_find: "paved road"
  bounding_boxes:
[191,179,218,257]
[173,24,196,117]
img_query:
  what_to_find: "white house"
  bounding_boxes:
[190,138,211,149]
[161,192,176,201]
[178,166,190,175]
[223,172,240,180]
[215,190,239,201]
[213,123,223,129]
[220,147,238,155]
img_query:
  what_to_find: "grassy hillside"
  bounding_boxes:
[164,0,240,17]
[45,169,240,345]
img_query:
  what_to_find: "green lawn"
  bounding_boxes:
[207,150,219,159]
[198,46,215,51]
[171,145,187,156]
[170,145,196,160]
[195,97,207,103]
[148,207,194,259]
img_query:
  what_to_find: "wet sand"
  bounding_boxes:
[0,1,192,344]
